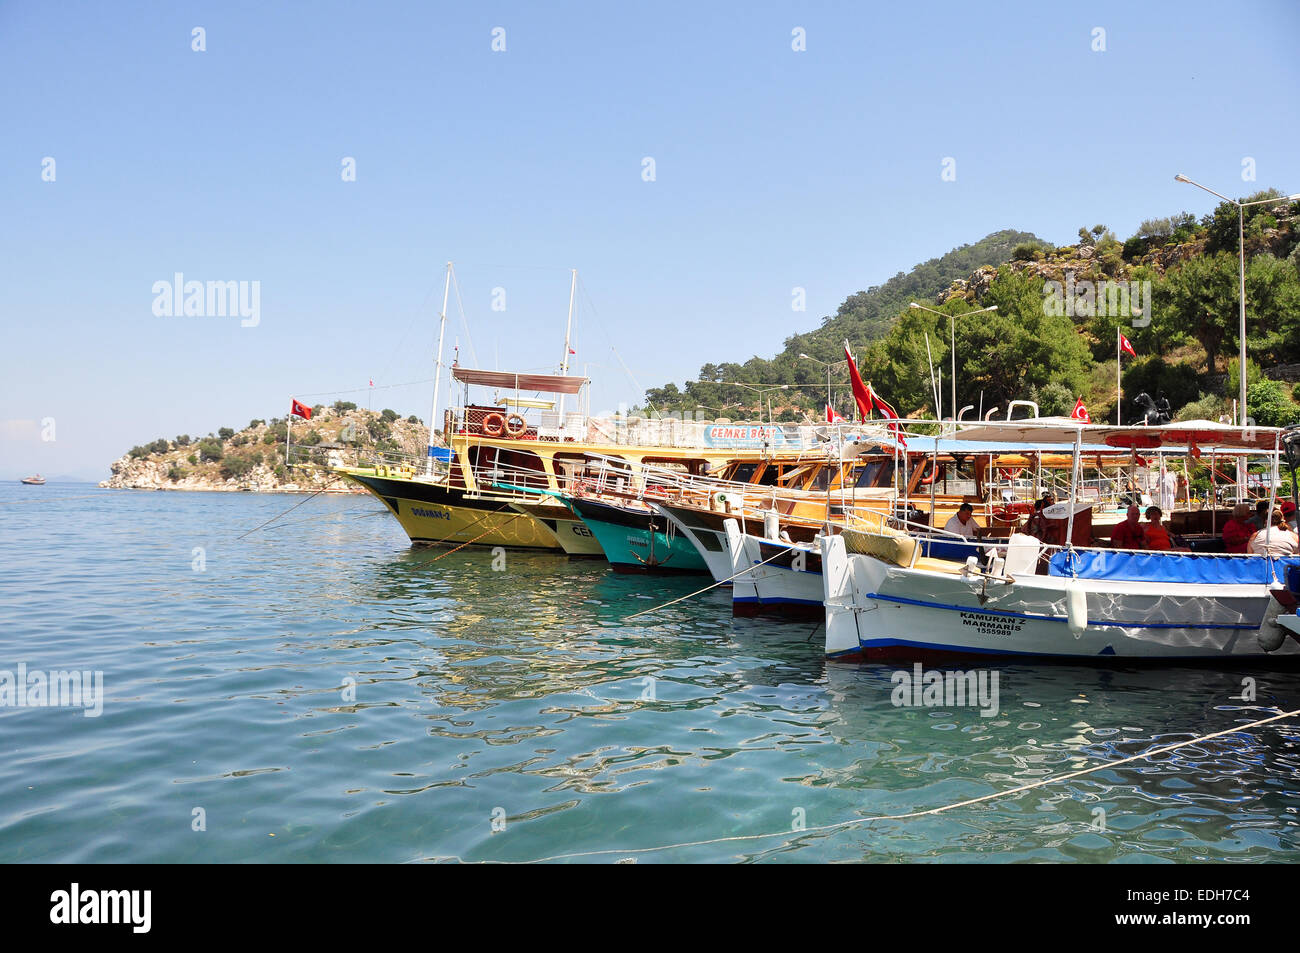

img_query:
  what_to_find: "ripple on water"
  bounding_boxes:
[0,486,1298,861]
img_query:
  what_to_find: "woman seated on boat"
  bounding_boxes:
[1142,506,1172,551]
[1109,504,1146,550]
[1222,503,1254,554]
[942,502,987,540]
[1248,508,1300,558]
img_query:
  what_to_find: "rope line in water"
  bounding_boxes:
[429,512,527,562]
[459,706,1299,864]
[623,545,799,621]
[236,480,340,539]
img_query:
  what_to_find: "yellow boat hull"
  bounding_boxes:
[338,468,562,550]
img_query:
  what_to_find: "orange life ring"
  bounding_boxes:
[505,413,527,437]
[644,484,670,500]
[482,412,506,437]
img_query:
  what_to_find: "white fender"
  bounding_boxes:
[1258,591,1288,653]
[1065,581,1088,638]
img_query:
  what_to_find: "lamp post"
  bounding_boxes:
[799,354,849,418]
[909,302,997,421]
[720,382,790,425]
[1173,175,1300,425]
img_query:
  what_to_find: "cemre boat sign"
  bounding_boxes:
[704,425,786,448]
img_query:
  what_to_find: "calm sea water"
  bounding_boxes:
[2,482,1298,863]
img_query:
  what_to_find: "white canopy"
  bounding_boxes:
[451,367,587,395]
[950,418,1281,453]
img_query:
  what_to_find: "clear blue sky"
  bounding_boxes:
[3,1,1298,478]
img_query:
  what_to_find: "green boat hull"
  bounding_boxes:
[567,497,711,575]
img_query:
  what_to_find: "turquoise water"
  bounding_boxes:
[2,482,1298,863]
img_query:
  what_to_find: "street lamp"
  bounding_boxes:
[1174,175,1300,425]
[909,302,997,420]
[720,382,790,425]
[799,354,849,417]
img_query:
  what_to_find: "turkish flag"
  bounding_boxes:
[826,404,845,423]
[870,387,907,447]
[1070,398,1091,423]
[1119,333,1137,357]
[291,399,312,420]
[844,342,874,420]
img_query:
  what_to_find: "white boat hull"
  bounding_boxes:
[819,536,1300,661]
[723,520,823,618]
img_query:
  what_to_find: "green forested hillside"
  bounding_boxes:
[645,229,1040,416]
[646,194,1300,427]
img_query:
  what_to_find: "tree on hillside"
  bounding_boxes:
[1159,253,1240,371]
[963,269,1091,411]
[1243,254,1300,365]
[1245,379,1299,428]
[650,229,1043,414]
[856,270,1090,417]
[1203,189,1288,256]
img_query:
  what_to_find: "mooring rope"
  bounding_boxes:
[429,511,527,562]
[624,544,804,621]
[491,706,1300,864]
[236,479,341,539]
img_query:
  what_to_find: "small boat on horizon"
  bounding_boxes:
[20,474,45,485]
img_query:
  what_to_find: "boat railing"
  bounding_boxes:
[292,441,455,484]
[444,407,865,451]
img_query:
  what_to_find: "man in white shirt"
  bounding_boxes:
[943,503,987,539]
[1159,468,1177,512]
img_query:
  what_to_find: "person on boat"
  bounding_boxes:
[1222,502,1255,554]
[1110,504,1146,550]
[1023,493,1056,540]
[1158,470,1177,512]
[1248,508,1300,558]
[1284,500,1299,532]
[1251,499,1270,532]
[943,502,987,539]
[1143,506,1173,551]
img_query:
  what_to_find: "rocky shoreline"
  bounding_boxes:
[100,406,430,493]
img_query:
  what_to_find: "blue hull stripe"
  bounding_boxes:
[734,596,821,606]
[830,638,1239,660]
[866,591,1257,631]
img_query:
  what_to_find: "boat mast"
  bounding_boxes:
[557,268,577,423]
[425,261,453,477]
